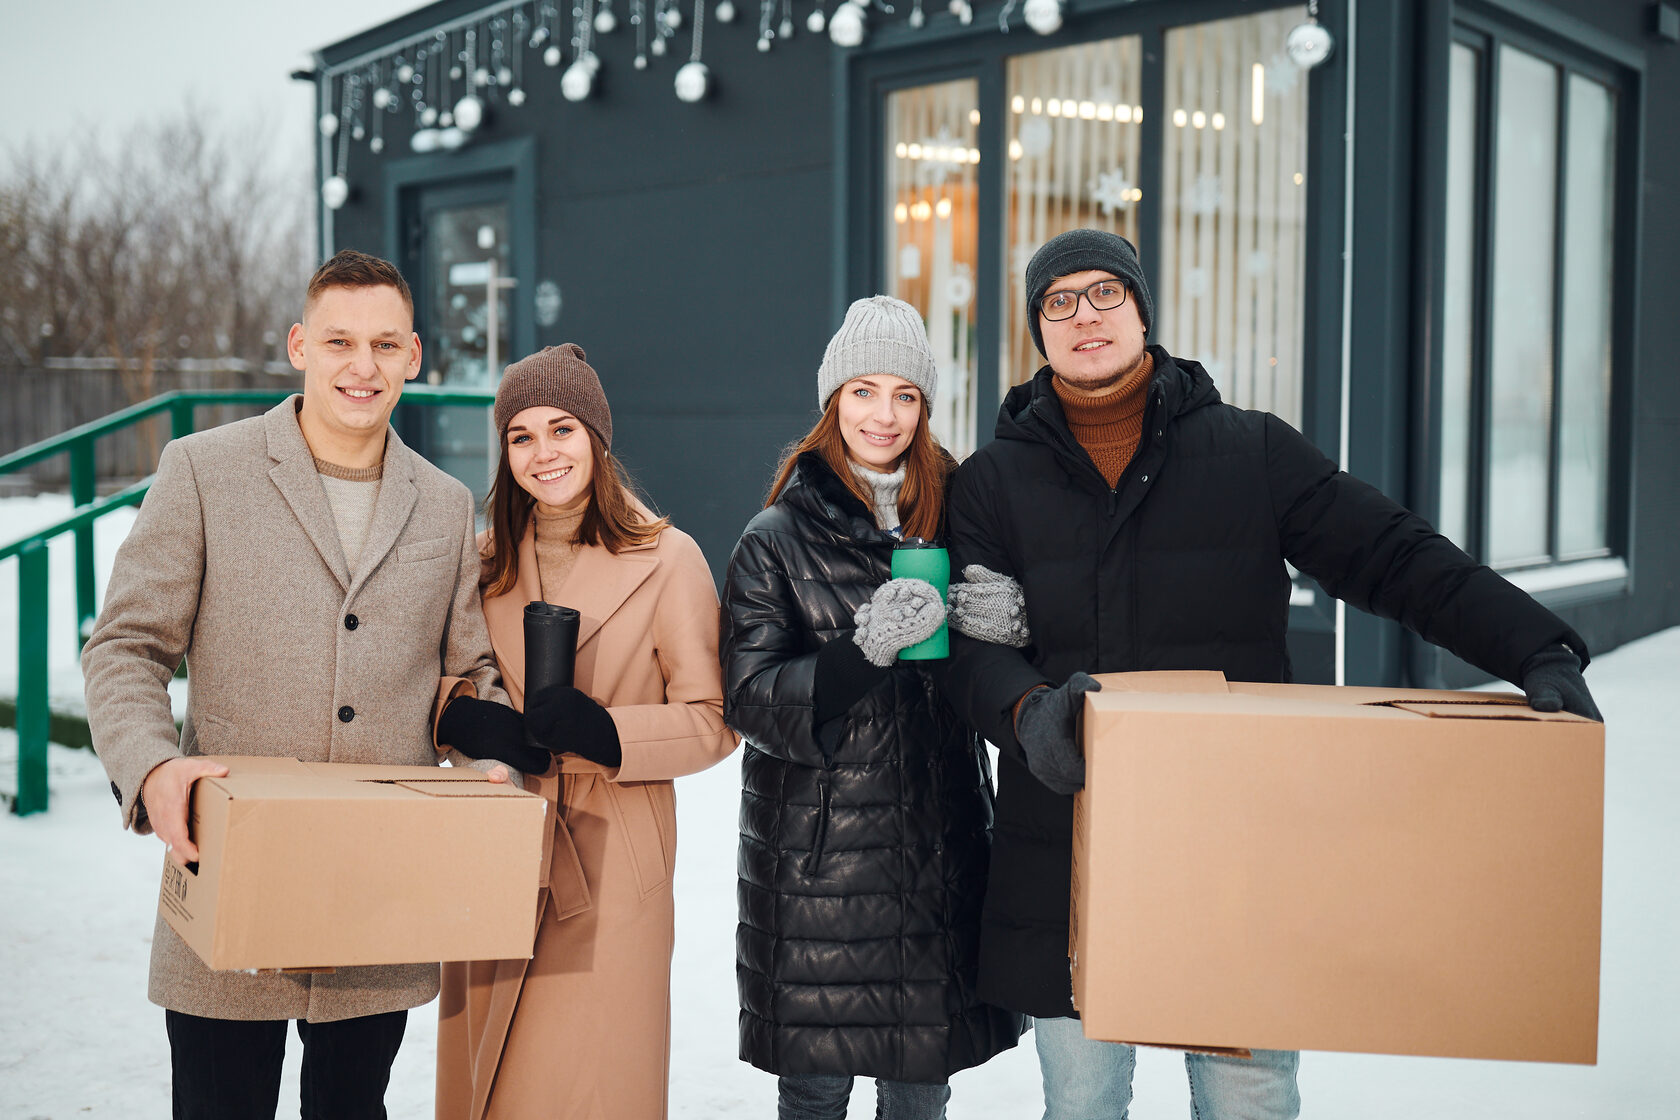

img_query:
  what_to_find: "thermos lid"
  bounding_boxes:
[525,601,580,620]
[894,536,942,549]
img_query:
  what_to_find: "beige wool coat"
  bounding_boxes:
[81,396,505,1023]
[435,518,737,1120]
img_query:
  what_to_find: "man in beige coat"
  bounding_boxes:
[82,250,521,1119]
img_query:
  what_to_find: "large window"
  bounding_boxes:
[1441,31,1622,571]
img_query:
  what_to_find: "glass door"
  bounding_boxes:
[401,177,515,505]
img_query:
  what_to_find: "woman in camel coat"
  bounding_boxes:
[437,343,736,1120]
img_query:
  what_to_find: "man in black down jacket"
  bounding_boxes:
[935,228,1601,1120]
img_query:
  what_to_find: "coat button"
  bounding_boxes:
[1141,474,1150,483]
[338,705,355,723]
[344,614,359,630]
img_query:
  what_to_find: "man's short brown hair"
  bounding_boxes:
[305,249,415,319]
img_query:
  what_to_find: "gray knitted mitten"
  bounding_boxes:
[852,578,947,667]
[948,564,1030,647]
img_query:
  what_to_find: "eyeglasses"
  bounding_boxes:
[1038,278,1130,321]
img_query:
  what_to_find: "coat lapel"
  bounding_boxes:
[264,399,351,589]
[346,428,420,598]
[480,522,661,706]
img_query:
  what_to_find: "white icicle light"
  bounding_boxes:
[321,175,349,210]
[561,59,596,101]
[319,113,339,137]
[372,87,392,110]
[807,8,826,32]
[664,7,683,28]
[675,60,710,102]
[716,0,736,21]
[453,95,484,132]
[595,8,618,33]
[544,44,563,66]
[1023,0,1063,35]
[828,1,865,46]
[508,87,527,105]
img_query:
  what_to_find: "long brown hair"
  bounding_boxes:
[765,398,950,541]
[481,422,670,598]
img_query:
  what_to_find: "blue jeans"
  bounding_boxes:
[1033,1017,1300,1120]
[777,1073,952,1120]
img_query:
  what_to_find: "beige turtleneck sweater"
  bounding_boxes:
[315,458,383,574]
[532,499,589,601]
[1052,350,1155,489]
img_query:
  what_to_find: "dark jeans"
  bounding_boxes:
[164,1008,408,1120]
[777,1073,952,1120]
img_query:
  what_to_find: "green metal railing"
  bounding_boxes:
[1,385,494,814]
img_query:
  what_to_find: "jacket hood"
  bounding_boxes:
[995,345,1223,444]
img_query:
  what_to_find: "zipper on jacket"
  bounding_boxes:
[801,771,833,875]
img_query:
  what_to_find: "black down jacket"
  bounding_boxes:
[722,452,1024,1082]
[939,348,1589,1019]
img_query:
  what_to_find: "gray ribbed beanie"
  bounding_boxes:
[1025,229,1154,356]
[494,342,613,448]
[817,295,938,409]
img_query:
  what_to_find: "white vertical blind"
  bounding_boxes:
[1161,7,1308,427]
[885,81,981,458]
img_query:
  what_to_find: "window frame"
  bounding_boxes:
[1421,3,1642,602]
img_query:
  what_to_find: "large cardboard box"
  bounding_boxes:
[159,756,549,971]
[1070,671,1603,1063]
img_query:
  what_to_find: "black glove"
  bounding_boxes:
[525,685,623,768]
[437,696,550,774]
[1520,644,1602,721]
[1014,672,1103,795]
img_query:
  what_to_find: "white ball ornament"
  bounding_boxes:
[1023,0,1062,36]
[436,127,466,150]
[583,51,601,74]
[449,65,463,80]
[715,0,736,22]
[635,53,649,69]
[909,7,924,28]
[410,128,439,152]
[595,9,617,33]
[508,87,527,106]
[828,1,865,46]
[781,16,794,37]
[561,59,595,101]
[420,105,439,126]
[474,68,491,87]
[651,36,668,56]
[321,175,349,210]
[396,64,415,83]
[453,94,483,132]
[351,124,365,140]
[664,7,683,28]
[807,9,825,33]
[758,35,772,51]
[544,45,563,66]
[674,60,710,102]
[319,113,339,137]
[438,111,453,127]
[370,136,385,153]
[498,66,513,85]
[372,87,393,110]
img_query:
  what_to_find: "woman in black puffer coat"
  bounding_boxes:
[722,297,1022,1120]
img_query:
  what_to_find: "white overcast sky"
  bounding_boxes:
[1,0,422,155]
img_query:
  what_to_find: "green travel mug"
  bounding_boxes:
[891,537,949,660]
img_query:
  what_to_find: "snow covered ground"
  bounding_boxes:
[2,493,1675,1118]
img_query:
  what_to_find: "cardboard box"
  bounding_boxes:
[159,756,549,971]
[1070,671,1603,1063]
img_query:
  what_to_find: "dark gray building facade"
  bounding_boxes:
[310,0,1680,687]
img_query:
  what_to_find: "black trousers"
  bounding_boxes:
[164,1008,407,1120]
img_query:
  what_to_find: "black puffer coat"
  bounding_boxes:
[939,348,1589,1019]
[722,452,1024,1081]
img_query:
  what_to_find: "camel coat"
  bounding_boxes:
[436,518,736,1120]
[81,397,505,1023]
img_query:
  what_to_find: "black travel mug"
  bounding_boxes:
[524,601,580,747]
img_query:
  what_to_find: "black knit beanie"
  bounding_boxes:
[1025,229,1154,356]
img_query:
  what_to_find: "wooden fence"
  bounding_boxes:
[0,362,303,492]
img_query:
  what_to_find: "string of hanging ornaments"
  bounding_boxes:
[316,0,1089,208]
[317,0,1333,209]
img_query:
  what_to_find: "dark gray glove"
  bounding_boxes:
[1014,671,1103,795]
[948,564,1030,647]
[852,578,946,667]
[1520,644,1601,721]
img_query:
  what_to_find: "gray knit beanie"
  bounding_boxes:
[1025,229,1154,356]
[494,342,613,448]
[817,295,938,409]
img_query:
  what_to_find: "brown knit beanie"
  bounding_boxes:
[494,343,613,448]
